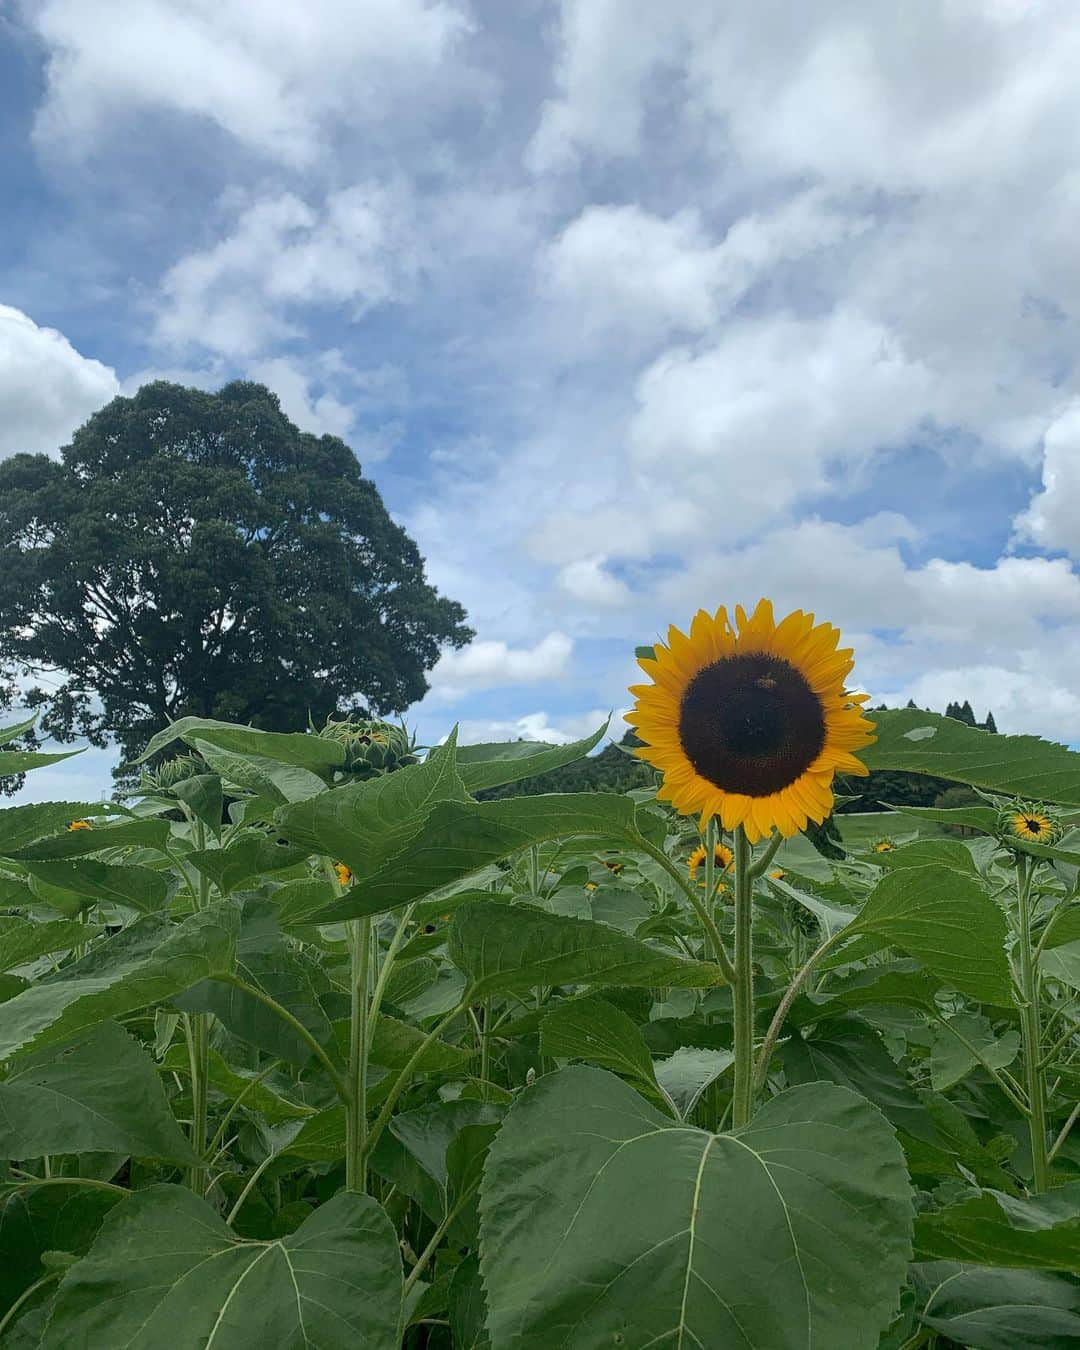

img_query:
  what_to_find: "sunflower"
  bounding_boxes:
[334,862,353,887]
[602,859,624,875]
[872,839,896,854]
[67,820,92,831]
[584,881,598,892]
[628,600,875,843]
[769,868,786,881]
[1000,804,1062,845]
[687,842,735,882]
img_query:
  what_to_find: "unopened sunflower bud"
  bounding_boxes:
[318,716,418,778]
[996,802,1064,848]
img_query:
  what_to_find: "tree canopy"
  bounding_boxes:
[0,381,471,771]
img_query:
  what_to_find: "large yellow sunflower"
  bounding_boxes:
[628,599,875,843]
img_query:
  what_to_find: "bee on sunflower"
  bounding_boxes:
[872,839,896,854]
[628,600,875,842]
[997,803,1063,847]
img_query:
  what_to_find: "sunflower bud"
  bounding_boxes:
[318,716,418,778]
[996,802,1064,848]
[138,753,206,792]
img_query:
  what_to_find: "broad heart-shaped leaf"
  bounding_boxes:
[4,818,170,861]
[539,996,662,1103]
[159,1045,315,1123]
[318,793,643,922]
[275,728,468,880]
[0,1182,121,1317]
[871,838,978,874]
[789,961,943,1026]
[864,708,1080,805]
[185,835,310,895]
[479,1067,913,1350]
[928,1013,1020,1090]
[886,802,1000,834]
[191,739,328,804]
[449,902,723,998]
[23,859,168,913]
[653,1046,734,1119]
[0,902,239,1059]
[911,1261,1080,1350]
[175,897,331,1062]
[445,722,608,793]
[136,717,346,772]
[0,1021,194,1162]
[0,801,116,852]
[780,1017,935,1145]
[170,773,224,836]
[841,865,1013,1006]
[1041,902,1080,951]
[0,917,100,973]
[914,1183,1080,1270]
[40,1184,403,1350]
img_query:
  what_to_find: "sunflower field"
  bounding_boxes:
[1,602,1079,1348]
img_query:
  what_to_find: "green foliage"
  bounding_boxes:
[0,380,471,775]
[0,705,1078,1348]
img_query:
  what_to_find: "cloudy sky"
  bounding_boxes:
[5,0,1080,801]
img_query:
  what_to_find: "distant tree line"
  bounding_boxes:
[483,699,998,813]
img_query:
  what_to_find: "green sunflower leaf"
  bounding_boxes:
[913,1183,1080,1270]
[450,901,723,996]
[479,1067,913,1350]
[839,864,1013,1006]
[0,1021,195,1163]
[446,721,609,793]
[314,792,642,922]
[39,1185,402,1350]
[864,708,1080,806]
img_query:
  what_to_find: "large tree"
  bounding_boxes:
[0,381,471,769]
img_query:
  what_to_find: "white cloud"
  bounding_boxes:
[1014,401,1080,556]
[542,194,869,340]
[155,186,419,357]
[428,632,573,699]
[27,0,475,165]
[557,557,631,609]
[451,709,608,746]
[0,305,118,459]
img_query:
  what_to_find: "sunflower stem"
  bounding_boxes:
[704,816,718,915]
[345,915,372,1193]
[748,830,784,879]
[1015,854,1050,1192]
[639,839,736,984]
[732,825,756,1128]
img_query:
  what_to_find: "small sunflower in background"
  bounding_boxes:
[68,820,92,831]
[769,868,786,881]
[602,859,624,875]
[998,803,1063,846]
[584,881,598,892]
[687,841,735,883]
[628,600,875,842]
[872,838,897,854]
[334,862,353,887]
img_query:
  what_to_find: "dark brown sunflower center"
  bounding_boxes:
[1025,818,1042,834]
[677,653,826,797]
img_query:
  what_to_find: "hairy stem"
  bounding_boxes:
[1016,855,1051,1191]
[345,916,372,1192]
[753,929,848,1095]
[731,825,755,1128]
[638,839,736,985]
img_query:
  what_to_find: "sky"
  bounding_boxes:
[5,0,1080,803]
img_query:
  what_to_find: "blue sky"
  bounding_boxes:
[6,1,1080,803]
